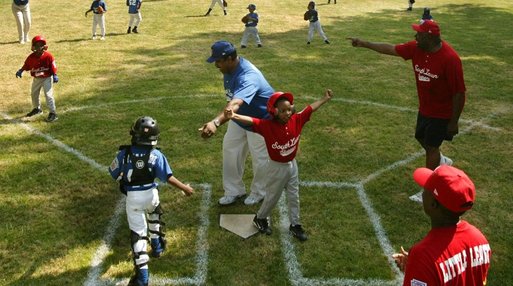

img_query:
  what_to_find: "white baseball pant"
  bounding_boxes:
[129,12,142,27]
[209,0,226,11]
[222,120,269,199]
[31,77,56,113]
[92,14,106,37]
[241,26,261,46]
[12,2,31,43]
[308,21,328,42]
[257,159,300,226]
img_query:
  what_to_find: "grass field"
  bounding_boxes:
[1,0,512,285]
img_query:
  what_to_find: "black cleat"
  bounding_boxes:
[253,215,272,235]
[26,108,42,117]
[289,224,308,241]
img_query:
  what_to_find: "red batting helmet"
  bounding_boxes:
[31,35,48,52]
[267,92,294,117]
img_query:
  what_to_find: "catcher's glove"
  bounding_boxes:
[96,6,104,14]
[241,15,249,24]
[223,0,228,7]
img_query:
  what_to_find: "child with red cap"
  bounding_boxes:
[393,165,491,285]
[224,89,333,241]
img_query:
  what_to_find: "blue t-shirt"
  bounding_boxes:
[223,57,274,128]
[127,0,141,14]
[90,0,107,14]
[245,12,259,27]
[308,9,319,22]
[109,146,173,192]
[13,0,29,5]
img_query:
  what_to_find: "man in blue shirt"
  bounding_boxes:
[200,40,274,206]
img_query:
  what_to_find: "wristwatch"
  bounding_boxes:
[213,119,221,127]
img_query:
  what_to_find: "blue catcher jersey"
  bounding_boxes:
[223,57,274,129]
[109,146,173,192]
[127,0,141,14]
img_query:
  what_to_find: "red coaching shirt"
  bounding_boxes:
[404,220,491,286]
[21,51,57,78]
[251,105,313,163]
[395,40,466,119]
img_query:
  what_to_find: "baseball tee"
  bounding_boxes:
[251,105,313,162]
[395,40,466,119]
[109,146,174,192]
[223,57,274,128]
[403,220,491,286]
[22,51,57,78]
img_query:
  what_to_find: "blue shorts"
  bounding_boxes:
[415,113,453,148]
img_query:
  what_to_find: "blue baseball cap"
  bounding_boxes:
[206,41,236,63]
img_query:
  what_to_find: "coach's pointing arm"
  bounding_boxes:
[347,37,399,56]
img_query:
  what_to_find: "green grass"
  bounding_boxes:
[1,0,512,285]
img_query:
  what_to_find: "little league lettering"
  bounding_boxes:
[439,243,491,283]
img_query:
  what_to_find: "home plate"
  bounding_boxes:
[409,190,423,203]
[219,214,259,239]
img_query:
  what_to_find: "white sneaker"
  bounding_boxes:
[244,194,263,205]
[218,195,243,205]
[100,36,105,41]
[92,35,97,40]
[440,154,453,166]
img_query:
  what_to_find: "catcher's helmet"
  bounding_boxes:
[267,92,294,117]
[130,116,160,146]
[31,35,48,52]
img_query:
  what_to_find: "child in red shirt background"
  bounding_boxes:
[16,35,59,122]
[224,89,333,241]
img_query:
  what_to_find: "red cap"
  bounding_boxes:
[412,20,440,36]
[267,92,294,116]
[413,165,475,213]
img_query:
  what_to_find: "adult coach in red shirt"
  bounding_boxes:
[347,19,466,170]
[392,165,491,285]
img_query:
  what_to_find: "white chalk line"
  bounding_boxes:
[1,100,504,285]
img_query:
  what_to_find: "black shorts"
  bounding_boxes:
[415,113,453,148]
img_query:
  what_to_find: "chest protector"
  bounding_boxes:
[119,145,155,187]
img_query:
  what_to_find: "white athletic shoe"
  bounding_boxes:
[218,195,243,205]
[92,35,97,40]
[440,154,453,166]
[244,194,263,205]
[100,36,105,41]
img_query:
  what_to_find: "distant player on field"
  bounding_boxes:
[15,35,59,122]
[347,14,466,170]
[127,0,142,34]
[85,0,107,40]
[240,4,262,49]
[304,1,330,45]
[205,0,227,16]
[224,89,333,241]
[393,165,491,285]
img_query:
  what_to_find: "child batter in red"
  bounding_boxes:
[16,35,59,122]
[224,89,333,241]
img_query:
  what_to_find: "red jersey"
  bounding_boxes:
[395,40,466,119]
[403,220,491,286]
[252,105,313,163]
[21,51,57,78]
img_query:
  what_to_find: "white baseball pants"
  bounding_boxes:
[257,159,300,226]
[308,21,328,42]
[12,2,31,43]
[129,12,142,27]
[241,26,261,46]
[222,120,269,199]
[92,14,106,37]
[31,77,56,113]
[209,0,226,11]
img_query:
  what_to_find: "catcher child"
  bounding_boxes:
[304,1,330,45]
